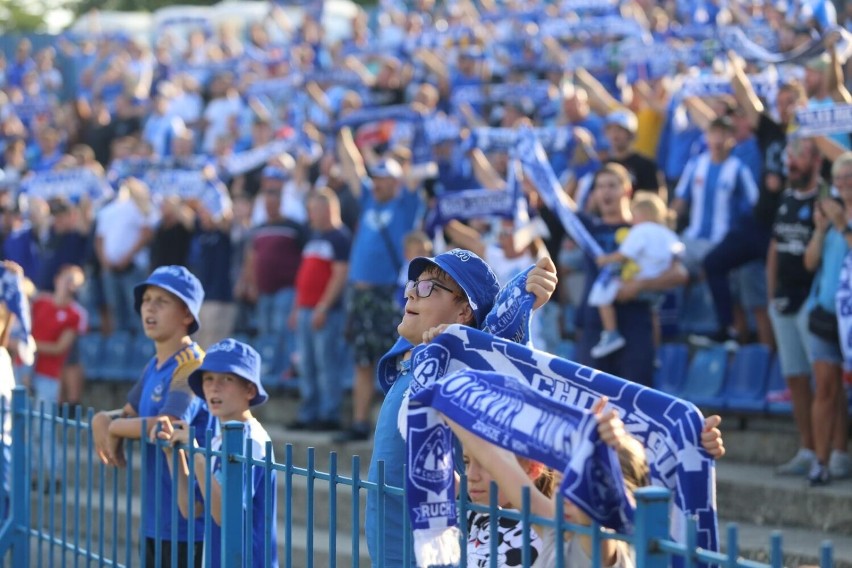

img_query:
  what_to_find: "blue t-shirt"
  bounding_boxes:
[573,214,655,387]
[3,225,41,282]
[658,100,703,182]
[126,343,209,541]
[348,181,422,286]
[811,226,849,313]
[207,419,279,568]
[732,136,763,186]
[366,363,415,566]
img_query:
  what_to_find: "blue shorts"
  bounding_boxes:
[733,260,767,310]
[807,331,843,365]
[768,302,811,377]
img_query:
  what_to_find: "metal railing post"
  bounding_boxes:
[220,421,246,566]
[10,386,29,566]
[633,486,670,568]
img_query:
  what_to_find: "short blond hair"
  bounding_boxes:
[631,192,667,224]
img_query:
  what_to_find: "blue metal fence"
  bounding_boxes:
[0,387,837,567]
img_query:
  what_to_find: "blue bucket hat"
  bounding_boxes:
[133,266,204,335]
[407,248,500,327]
[188,339,268,407]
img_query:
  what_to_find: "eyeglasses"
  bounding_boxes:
[405,279,457,299]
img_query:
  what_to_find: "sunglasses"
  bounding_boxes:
[405,279,457,299]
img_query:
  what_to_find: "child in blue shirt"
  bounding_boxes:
[158,338,279,568]
[91,265,208,567]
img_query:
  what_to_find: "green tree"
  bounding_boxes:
[72,0,215,15]
[0,0,51,32]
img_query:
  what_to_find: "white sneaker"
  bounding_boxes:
[776,448,816,476]
[829,451,852,479]
[591,331,626,359]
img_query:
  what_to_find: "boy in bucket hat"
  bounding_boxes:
[365,249,558,566]
[91,265,208,567]
[157,339,279,568]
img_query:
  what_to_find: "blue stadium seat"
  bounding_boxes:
[100,332,133,382]
[679,346,728,409]
[77,333,105,381]
[253,335,285,388]
[653,343,689,396]
[726,344,771,412]
[766,354,793,415]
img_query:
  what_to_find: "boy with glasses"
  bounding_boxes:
[366,248,558,566]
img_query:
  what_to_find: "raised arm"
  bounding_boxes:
[728,51,763,129]
[336,127,368,197]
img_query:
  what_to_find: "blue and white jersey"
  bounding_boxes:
[675,152,759,244]
[207,418,279,568]
[127,343,209,542]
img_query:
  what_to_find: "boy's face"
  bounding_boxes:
[397,268,471,345]
[139,285,193,343]
[201,371,255,420]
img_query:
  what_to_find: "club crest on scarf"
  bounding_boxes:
[409,419,454,496]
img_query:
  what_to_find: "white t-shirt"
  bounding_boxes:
[534,528,634,568]
[202,95,244,153]
[618,222,682,280]
[95,198,159,267]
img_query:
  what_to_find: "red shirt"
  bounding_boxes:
[32,296,84,379]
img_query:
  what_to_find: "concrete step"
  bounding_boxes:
[28,492,372,567]
[716,461,852,535]
[716,415,804,466]
[720,519,852,568]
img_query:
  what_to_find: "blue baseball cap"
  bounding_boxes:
[133,265,204,334]
[407,248,499,327]
[188,339,268,407]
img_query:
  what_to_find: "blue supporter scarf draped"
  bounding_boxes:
[791,103,852,138]
[19,168,113,203]
[410,369,633,531]
[718,24,845,64]
[433,187,515,225]
[110,157,230,218]
[513,128,602,258]
[467,126,575,156]
[405,324,718,564]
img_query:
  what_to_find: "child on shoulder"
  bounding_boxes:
[591,193,682,358]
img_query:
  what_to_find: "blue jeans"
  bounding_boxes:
[295,307,346,423]
[256,288,296,372]
[101,266,145,334]
[31,373,63,481]
[703,223,771,332]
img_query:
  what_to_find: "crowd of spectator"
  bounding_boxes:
[2,0,852,483]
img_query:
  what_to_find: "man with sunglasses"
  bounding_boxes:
[365,248,558,566]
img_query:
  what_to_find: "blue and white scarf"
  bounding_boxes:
[836,251,852,371]
[469,126,575,156]
[433,188,515,225]
[792,103,852,138]
[19,168,113,204]
[406,325,718,564]
[222,138,298,177]
[410,369,633,530]
[718,24,843,64]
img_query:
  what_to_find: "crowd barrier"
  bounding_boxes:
[0,387,836,567]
